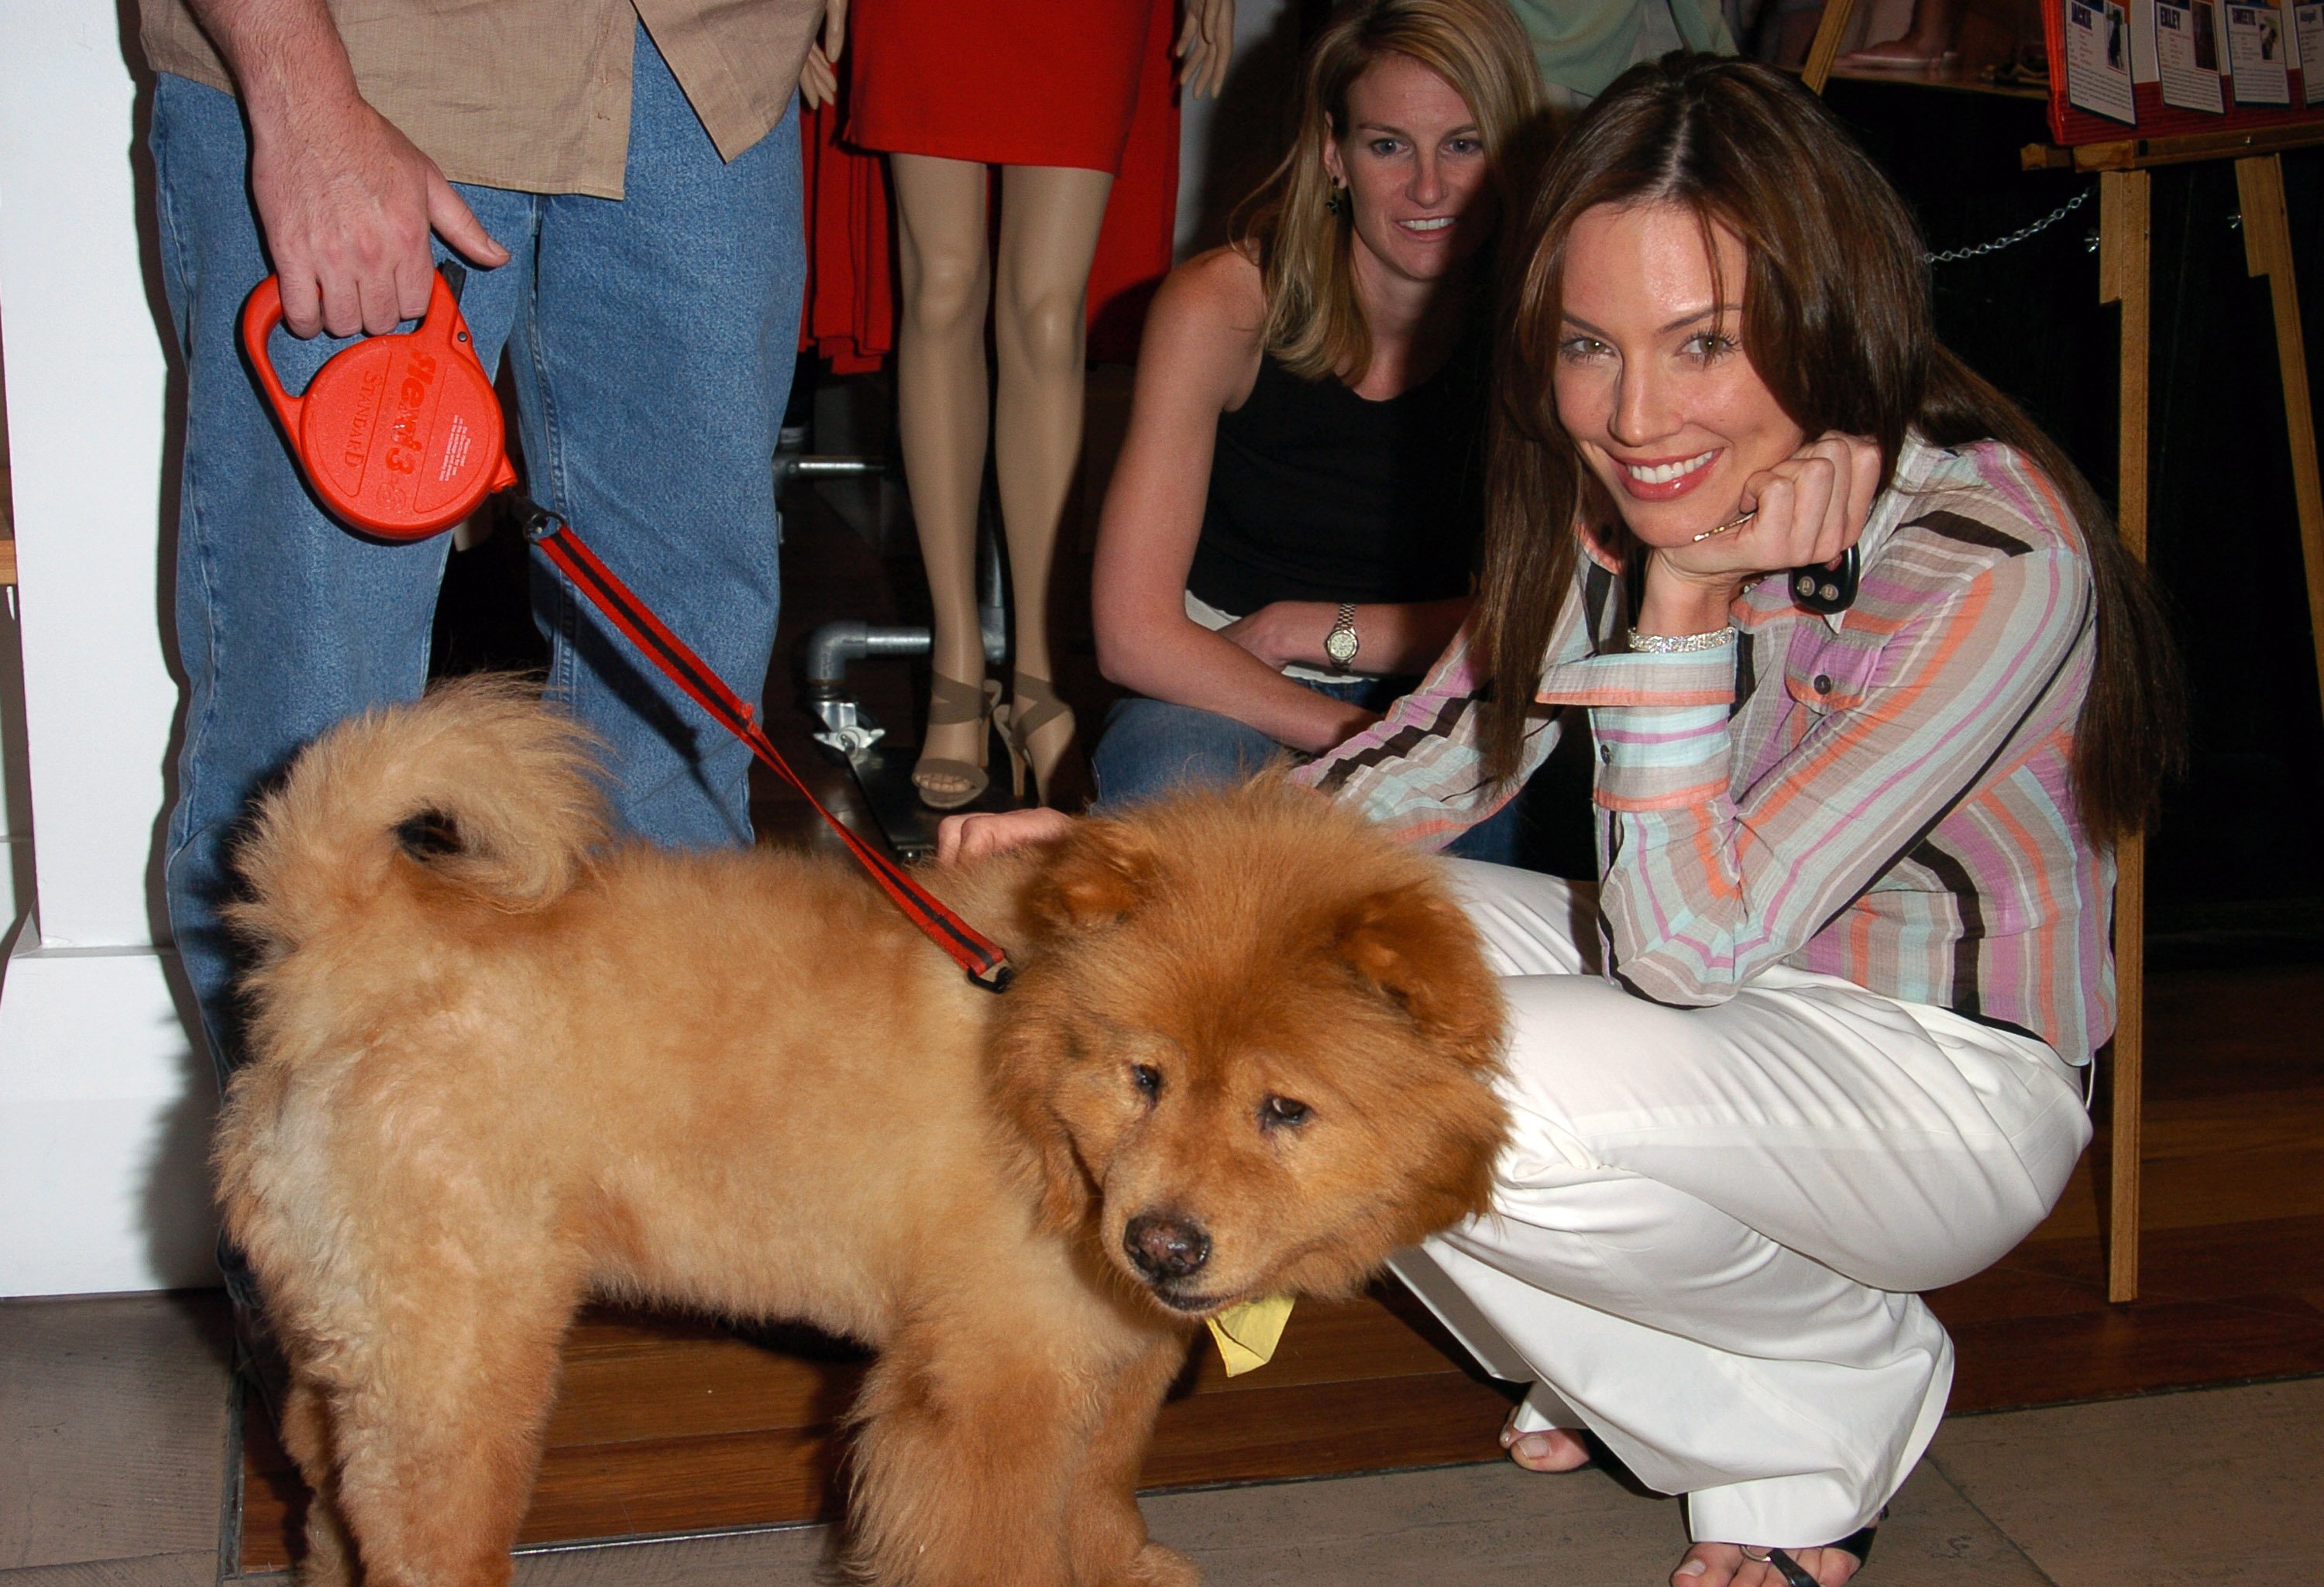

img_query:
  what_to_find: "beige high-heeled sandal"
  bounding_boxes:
[1000,674,1077,809]
[912,674,1003,812]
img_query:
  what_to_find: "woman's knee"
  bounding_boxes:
[1441,865,1598,979]
[1091,699,1281,809]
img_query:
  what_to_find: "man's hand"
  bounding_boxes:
[189,0,507,339]
[252,94,507,338]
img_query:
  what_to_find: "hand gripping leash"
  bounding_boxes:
[241,266,1013,991]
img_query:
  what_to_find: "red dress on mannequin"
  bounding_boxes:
[799,0,1177,371]
[847,0,1156,172]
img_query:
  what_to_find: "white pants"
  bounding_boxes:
[1394,863,2093,1548]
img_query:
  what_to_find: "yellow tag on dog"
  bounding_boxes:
[1205,1293,1295,1376]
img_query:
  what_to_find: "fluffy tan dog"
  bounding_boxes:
[216,678,1508,1587]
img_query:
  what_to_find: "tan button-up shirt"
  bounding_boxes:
[138,0,822,198]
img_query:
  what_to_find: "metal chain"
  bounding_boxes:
[1925,185,2095,266]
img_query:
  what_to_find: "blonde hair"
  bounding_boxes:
[1234,0,1545,381]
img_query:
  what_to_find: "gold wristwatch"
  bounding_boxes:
[1324,602,1360,672]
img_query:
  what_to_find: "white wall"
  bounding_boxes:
[0,1,220,1297]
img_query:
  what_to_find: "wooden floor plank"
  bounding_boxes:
[1140,1369,1514,1491]
[2003,1214,2324,1300]
[518,1427,840,1544]
[1948,1296,2324,1414]
[543,1333,861,1448]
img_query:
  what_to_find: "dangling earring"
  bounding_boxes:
[1325,181,1349,218]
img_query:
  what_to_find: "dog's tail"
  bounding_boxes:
[231,675,610,956]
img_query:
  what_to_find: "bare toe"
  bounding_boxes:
[1507,1428,1591,1472]
[1678,1542,1863,1587]
[1497,1406,1592,1472]
[1676,1541,1743,1586]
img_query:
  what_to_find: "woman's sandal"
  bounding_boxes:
[1741,1510,1885,1587]
[913,673,1003,812]
[1001,674,1078,809]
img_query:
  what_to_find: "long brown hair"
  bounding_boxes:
[1471,53,2181,840]
[1232,0,1544,380]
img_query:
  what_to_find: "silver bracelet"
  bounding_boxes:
[1626,627,1735,654]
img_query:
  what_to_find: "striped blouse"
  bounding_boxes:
[1299,434,2114,1063]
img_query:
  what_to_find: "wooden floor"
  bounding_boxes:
[235,490,2324,1570]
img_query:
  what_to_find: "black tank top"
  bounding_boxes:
[1185,327,1488,615]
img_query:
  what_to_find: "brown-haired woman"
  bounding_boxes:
[1086,0,1542,813]
[1301,53,2181,1586]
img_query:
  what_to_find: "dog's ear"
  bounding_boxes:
[1019,817,1160,936]
[1336,882,1505,1070]
[985,1020,1097,1231]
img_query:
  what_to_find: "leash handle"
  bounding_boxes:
[240,271,516,541]
[517,500,1014,992]
[241,277,308,442]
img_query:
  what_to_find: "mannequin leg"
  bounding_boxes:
[992,163,1113,805]
[890,153,997,806]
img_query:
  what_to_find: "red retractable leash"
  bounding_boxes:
[241,266,1014,991]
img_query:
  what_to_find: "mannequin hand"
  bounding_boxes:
[1638,432,1882,634]
[249,88,507,338]
[935,807,1075,865]
[1175,0,1235,98]
[799,0,847,108]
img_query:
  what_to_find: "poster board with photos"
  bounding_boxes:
[2043,0,2324,143]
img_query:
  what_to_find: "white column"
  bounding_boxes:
[0,2,220,1297]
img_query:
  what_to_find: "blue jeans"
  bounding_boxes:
[1091,681,1531,866]
[153,28,805,1096]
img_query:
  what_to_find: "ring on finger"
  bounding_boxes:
[1691,507,1757,543]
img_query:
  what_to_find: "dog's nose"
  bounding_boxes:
[1124,1213,1210,1281]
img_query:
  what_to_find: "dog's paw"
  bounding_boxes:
[1106,1541,1199,1587]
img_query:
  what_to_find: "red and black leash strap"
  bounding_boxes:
[517,498,1014,993]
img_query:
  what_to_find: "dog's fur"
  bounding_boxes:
[217,678,1508,1587]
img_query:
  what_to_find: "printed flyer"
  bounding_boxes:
[2298,0,2324,101]
[2141,0,2228,111]
[2224,0,2292,101]
[2067,0,2141,119]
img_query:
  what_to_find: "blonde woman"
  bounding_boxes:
[1088,0,1544,828]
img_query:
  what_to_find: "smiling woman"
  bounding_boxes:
[1549,204,1880,641]
[1301,53,2184,1587]
[1322,53,1496,305]
[1085,0,1546,833]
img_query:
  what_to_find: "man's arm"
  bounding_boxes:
[185,0,509,338]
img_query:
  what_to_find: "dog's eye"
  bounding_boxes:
[1130,1063,1162,1099]
[1261,1095,1312,1131]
